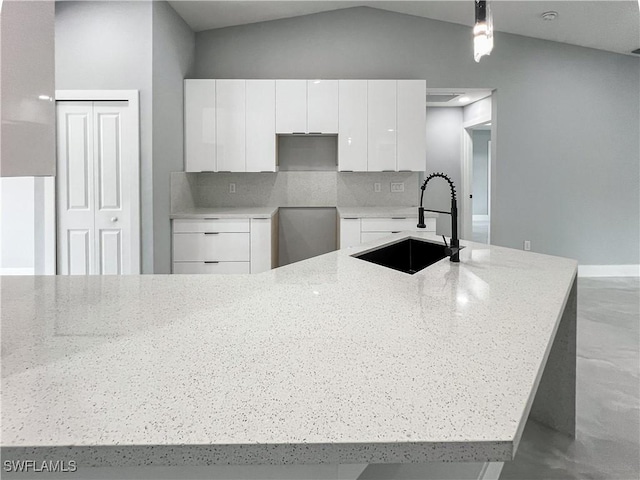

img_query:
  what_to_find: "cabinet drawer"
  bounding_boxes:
[361,231,403,244]
[173,218,250,233]
[173,233,250,261]
[173,262,250,275]
[360,217,417,232]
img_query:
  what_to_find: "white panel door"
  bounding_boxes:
[367,80,397,172]
[307,80,338,133]
[338,80,368,172]
[184,80,216,172]
[93,101,135,275]
[216,80,246,172]
[275,80,307,133]
[397,80,427,172]
[246,80,276,172]
[57,98,139,275]
[57,102,96,274]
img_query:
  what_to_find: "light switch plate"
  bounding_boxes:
[229,183,236,194]
[391,182,404,193]
[524,240,531,251]
[374,183,381,193]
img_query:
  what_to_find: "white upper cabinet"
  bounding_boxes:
[216,80,246,172]
[338,80,368,172]
[397,80,426,172]
[246,80,276,172]
[367,80,397,172]
[185,79,426,174]
[307,80,339,133]
[184,80,216,172]
[275,80,307,133]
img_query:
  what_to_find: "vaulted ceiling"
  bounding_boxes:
[168,1,640,56]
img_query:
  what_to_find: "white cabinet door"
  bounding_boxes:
[360,217,418,232]
[307,80,338,133]
[250,217,273,273]
[184,80,216,172]
[173,218,250,233]
[367,80,397,172]
[339,218,361,248]
[361,231,404,244]
[216,80,246,172]
[173,262,250,274]
[276,80,307,133]
[246,80,276,172]
[173,233,250,262]
[338,80,368,172]
[397,80,426,172]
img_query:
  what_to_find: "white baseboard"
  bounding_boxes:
[473,215,490,222]
[0,267,35,275]
[578,264,640,277]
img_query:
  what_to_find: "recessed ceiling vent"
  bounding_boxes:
[632,48,640,55]
[425,94,459,103]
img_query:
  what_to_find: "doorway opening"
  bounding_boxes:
[460,98,493,245]
[468,124,491,244]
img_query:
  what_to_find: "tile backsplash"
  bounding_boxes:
[171,171,420,212]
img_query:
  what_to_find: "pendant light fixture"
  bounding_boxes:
[473,0,494,62]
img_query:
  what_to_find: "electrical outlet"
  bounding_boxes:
[524,240,531,251]
[390,182,404,193]
[229,183,236,194]
[374,183,381,193]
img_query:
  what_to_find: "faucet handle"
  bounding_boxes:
[417,207,426,228]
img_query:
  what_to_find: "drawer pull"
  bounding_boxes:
[343,217,358,220]
[391,217,407,220]
[204,232,219,235]
[204,218,220,220]
[391,231,400,233]
[204,261,219,264]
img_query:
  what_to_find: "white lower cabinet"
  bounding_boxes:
[339,216,436,248]
[172,216,276,274]
[339,217,362,248]
[173,233,250,262]
[172,262,250,274]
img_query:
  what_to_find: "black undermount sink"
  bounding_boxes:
[354,238,459,275]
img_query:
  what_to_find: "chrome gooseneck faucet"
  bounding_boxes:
[417,172,460,263]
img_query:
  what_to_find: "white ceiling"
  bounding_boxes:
[168,0,640,56]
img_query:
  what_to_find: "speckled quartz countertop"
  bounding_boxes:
[337,206,420,218]
[170,207,278,219]
[1,232,577,468]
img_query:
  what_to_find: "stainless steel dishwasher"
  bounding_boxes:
[278,207,337,267]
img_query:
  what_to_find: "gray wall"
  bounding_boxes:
[194,7,640,265]
[152,1,195,274]
[472,130,491,215]
[56,1,154,273]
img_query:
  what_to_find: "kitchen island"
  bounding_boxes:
[1,232,577,479]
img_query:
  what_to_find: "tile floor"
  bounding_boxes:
[501,277,640,480]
